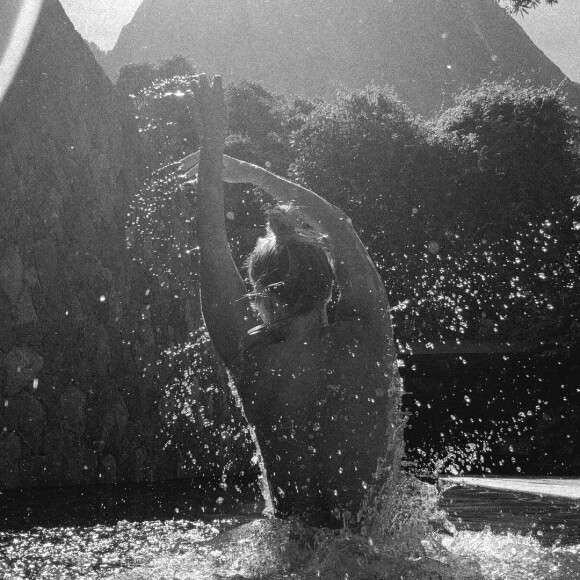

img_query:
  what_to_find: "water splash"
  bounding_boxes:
[2,479,579,579]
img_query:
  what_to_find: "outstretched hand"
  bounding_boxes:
[179,73,254,185]
[179,151,255,184]
[192,74,227,151]
[178,150,200,178]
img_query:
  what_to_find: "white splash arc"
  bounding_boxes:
[0,0,44,105]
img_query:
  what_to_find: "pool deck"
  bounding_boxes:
[440,476,580,500]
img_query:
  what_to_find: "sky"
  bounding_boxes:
[60,0,143,50]
[514,0,580,82]
[59,0,579,82]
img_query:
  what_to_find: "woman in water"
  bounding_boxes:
[180,75,403,528]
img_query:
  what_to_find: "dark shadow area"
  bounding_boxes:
[0,479,262,533]
[403,351,579,476]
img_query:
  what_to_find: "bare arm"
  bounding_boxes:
[181,152,390,321]
[190,76,254,365]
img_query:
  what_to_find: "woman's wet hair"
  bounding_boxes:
[247,206,335,322]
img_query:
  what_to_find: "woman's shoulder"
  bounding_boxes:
[324,314,393,365]
[326,312,388,341]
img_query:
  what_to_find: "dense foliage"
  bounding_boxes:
[116,56,196,97]
[435,82,580,238]
[127,69,579,353]
[289,88,472,260]
[290,82,579,350]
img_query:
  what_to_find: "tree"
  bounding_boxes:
[290,87,463,257]
[116,62,156,96]
[116,56,196,96]
[225,80,293,177]
[435,81,580,239]
[500,0,559,14]
[156,55,195,79]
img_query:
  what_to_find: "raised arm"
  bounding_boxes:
[190,76,254,365]
[181,152,390,321]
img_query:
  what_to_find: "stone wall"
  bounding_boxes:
[0,0,246,490]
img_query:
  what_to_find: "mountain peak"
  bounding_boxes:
[100,0,578,115]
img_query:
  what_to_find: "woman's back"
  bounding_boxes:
[237,313,400,526]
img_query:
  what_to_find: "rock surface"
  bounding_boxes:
[0,0,249,490]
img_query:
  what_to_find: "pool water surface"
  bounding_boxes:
[1,478,579,579]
